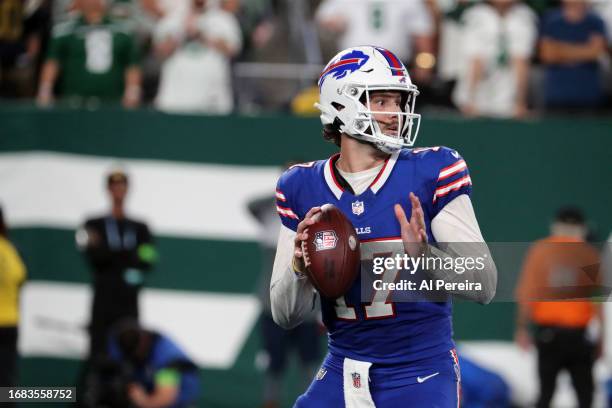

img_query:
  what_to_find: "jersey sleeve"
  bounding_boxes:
[46,23,71,61]
[118,29,140,67]
[590,13,607,38]
[275,172,300,232]
[541,9,565,41]
[431,147,472,217]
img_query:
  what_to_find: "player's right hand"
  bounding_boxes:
[36,88,54,107]
[293,206,321,272]
[514,327,532,351]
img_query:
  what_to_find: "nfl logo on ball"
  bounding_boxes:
[352,200,364,215]
[351,372,361,388]
[314,230,338,251]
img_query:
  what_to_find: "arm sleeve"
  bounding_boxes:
[132,223,156,270]
[275,177,299,232]
[46,25,68,61]
[154,368,181,387]
[429,194,498,304]
[81,221,116,269]
[211,13,242,54]
[315,0,343,22]
[461,7,490,58]
[540,11,556,40]
[122,31,140,66]
[508,7,536,58]
[591,14,607,37]
[405,0,434,36]
[270,226,317,330]
[154,15,183,43]
[431,148,473,217]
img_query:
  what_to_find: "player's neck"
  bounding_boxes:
[84,11,105,25]
[111,204,125,220]
[338,136,388,173]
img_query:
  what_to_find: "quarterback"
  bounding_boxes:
[270,46,497,407]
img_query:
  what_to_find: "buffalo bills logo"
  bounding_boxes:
[318,50,370,88]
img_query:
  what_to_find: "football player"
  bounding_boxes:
[270,46,497,407]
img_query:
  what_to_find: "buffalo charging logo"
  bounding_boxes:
[318,50,370,88]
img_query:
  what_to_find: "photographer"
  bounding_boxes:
[106,321,200,408]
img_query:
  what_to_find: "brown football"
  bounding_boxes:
[304,204,361,299]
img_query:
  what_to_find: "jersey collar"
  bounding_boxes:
[323,151,400,199]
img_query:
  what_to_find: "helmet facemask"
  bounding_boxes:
[325,84,420,154]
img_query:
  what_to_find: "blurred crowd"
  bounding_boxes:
[1,0,612,117]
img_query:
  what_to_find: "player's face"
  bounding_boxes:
[108,180,128,203]
[77,0,106,12]
[368,91,403,138]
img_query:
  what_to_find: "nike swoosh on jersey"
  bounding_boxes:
[416,372,440,383]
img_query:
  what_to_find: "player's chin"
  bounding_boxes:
[383,129,399,138]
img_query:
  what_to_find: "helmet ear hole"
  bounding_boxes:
[359,93,368,106]
[331,102,345,111]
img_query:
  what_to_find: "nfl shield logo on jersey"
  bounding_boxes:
[351,372,361,388]
[314,230,338,251]
[352,201,364,216]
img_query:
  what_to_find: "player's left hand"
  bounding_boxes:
[127,383,148,407]
[394,192,428,258]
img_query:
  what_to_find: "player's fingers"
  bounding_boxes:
[305,206,321,220]
[419,228,428,243]
[296,220,307,234]
[409,194,426,230]
[294,229,308,247]
[409,193,423,219]
[410,220,421,240]
[394,204,410,228]
[416,207,426,231]
[301,241,311,267]
[409,192,421,210]
[304,217,317,226]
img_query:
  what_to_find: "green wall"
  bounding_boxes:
[2,107,610,241]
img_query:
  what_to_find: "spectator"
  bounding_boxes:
[315,0,435,86]
[247,185,321,408]
[515,207,602,408]
[540,0,608,110]
[154,0,242,114]
[52,0,172,23]
[106,321,200,408]
[37,0,142,108]
[76,170,157,359]
[452,0,536,118]
[0,0,50,98]
[0,206,27,388]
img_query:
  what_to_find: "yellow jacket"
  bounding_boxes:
[0,236,26,326]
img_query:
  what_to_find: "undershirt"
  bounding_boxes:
[336,163,384,195]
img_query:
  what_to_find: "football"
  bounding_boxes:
[304,204,361,299]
